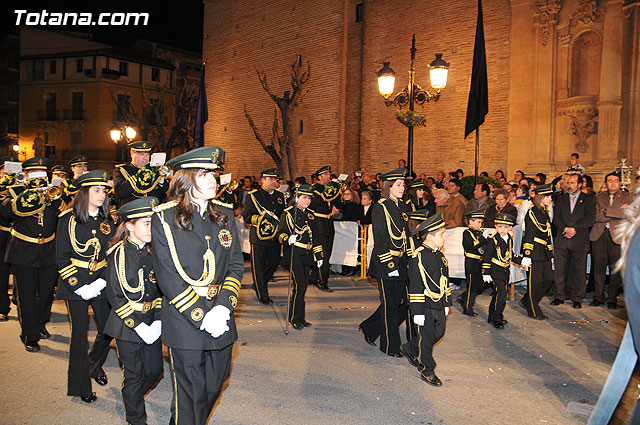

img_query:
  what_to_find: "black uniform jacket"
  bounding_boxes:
[481,233,523,281]
[0,190,12,258]
[277,206,323,266]
[521,206,553,262]
[151,200,243,350]
[462,227,487,274]
[309,182,344,237]
[242,187,286,245]
[408,243,452,312]
[56,209,115,300]
[368,197,412,280]
[1,186,66,267]
[104,239,161,342]
[113,163,168,208]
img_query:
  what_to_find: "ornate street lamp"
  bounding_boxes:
[109,124,137,162]
[377,34,449,174]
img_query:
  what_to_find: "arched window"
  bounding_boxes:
[571,31,602,97]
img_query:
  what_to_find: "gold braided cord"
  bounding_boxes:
[380,201,407,250]
[120,166,162,195]
[496,236,512,264]
[115,243,144,302]
[159,211,215,287]
[527,206,550,233]
[286,209,312,244]
[69,216,100,259]
[417,250,449,302]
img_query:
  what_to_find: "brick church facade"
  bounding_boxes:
[203,0,640,183]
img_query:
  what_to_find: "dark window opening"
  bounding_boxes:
[49,60,56,74]
[45,93,57,120]
[72,92,83,120]
[152,68,160,82]
[299,119,304,134]
[76,58,83,73]
[356,3,364,22]
[116,94,130,121]
[119,61,129,76]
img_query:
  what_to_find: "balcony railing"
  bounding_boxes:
[37,109,58,121]
[63,109,85,120]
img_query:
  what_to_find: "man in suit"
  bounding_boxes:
[464,183,495,223]
[551,173,596,308]
[589,172,633,309]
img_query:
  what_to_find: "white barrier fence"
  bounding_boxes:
[235,217,527,282]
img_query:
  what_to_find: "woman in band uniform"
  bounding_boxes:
[151,146,243,425]
[104,197,163,425]
[56,170,115,403]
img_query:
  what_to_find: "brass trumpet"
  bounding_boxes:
[158,165,172,180]
[15,172,26,185]
[213,179,239,200]
[46,185,62,201]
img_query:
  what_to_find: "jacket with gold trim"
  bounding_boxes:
[368,197,412,280]
[104,239,161,342]
[56,209,115,300]
[242,187,286,245]
[150,200,243,350]
[481,233,523,281]
[462,228,487,274]
[521,205,553,262]
[408,243,452,311]
[309,182,344,236]
[277,206,323,265]
[0,186,66,267]
[113,163,168,208]
[0,181,14,256]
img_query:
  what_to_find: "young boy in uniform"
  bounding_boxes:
[458,209,487,317]
[406,212,451,386]
[482,213,530,329]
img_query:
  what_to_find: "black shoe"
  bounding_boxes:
[25,340,40,352]
[39,327,51,339]
[302,320,312,327]
[589,300,603,307]
[456,295,464,306]
[0,313,7,322]
[93,375,108,386]
[501,319,508,324]
[359,327,376,346]
[80,393,97,403]
[462,309,478,317]
[518,298,527,310]
[387,352,403,358]
[317,284,332,293]
[550,299,564,306]
[399,343,420,368]
[258,298,273,305]
[573,302,582,309]
[531,314,546,321]
[421,373,443,387]
[492,321,504,329]
[291,321,304,330]
[607,302,617,310]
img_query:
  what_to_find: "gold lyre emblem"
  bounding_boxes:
[206,284,218,301]
[141,302,152,314]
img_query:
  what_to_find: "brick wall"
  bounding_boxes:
[203,0,512,179]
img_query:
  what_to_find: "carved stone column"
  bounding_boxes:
[597,0,624,166]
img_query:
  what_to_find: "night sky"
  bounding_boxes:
[1,0,203,52]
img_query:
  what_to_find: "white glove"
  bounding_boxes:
[74,284,100,300]
[149,320,162,343]
[89,278,107,293]
[317,260,323,268]
[199,305,231,338]
[288,234,298,245]
[521,257,532,268]
[444,307,449,317]
[483,274,493,283]
[414,314,425,326]
[551,258,555,270]
[134,323,156,344]
[388,269,400,277]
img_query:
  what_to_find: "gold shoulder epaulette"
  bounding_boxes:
[413,245,425,257]
[378,198,387,204]
[153,200,178,212]
[284,206,293,212]
[115,163,127,168]
[247,189,257,194]
[211,199,233,209]
[105,240,124,256]
[58,208,72,218]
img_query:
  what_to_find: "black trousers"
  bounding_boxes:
[12,264,57,341]
[417,308,446,375]
[488,278,508,323]
[168,344,233,425]
[116,338,163,425]
[66,298,112,397]
[289,260,311,323]
[0,258,10,315]
[553,247,588,302]
[359,278,407,354]
[592,230,623,303]
[309,231,334,286]
[249,241,280,300]
[521,260,553,318]
[460,269,483,311]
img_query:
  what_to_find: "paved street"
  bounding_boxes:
[0,263,636,425]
